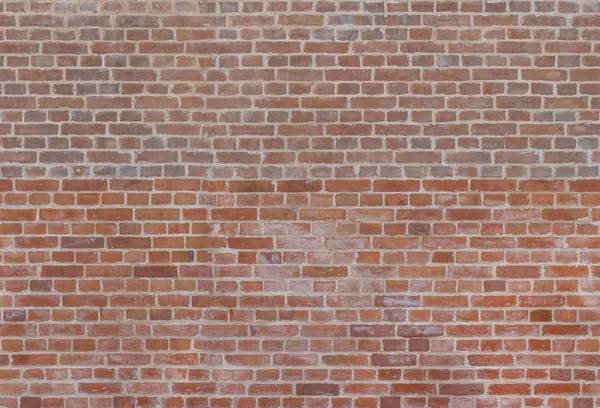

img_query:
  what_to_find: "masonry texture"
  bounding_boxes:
[2,0,600,407]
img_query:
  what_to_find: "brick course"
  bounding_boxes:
[1,0,600,407]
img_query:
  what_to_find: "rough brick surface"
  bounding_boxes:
[2,0,600,407]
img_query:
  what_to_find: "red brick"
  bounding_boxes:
[534,383,580,394]
[302,266,348,278]
[88,209,132,221]
[0,209,36,221]
[446,209,491,220]
[1,6,598,406]
[41,265,83,278]
[489,384,531,395]
[172,383,217,394]
[439,384,485,395]
[134,266,178,278]
[277,180,322,192]
[296,383,340,396]
[211,208,257,220]
[108,237,151,249]
[229,180,274,193]
[371,354,417,366]
[228,238,272,249]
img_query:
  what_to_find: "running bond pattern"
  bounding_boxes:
[1,1,600,407]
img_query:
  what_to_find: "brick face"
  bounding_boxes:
[1,0,600,407]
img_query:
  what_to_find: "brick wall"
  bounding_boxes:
[1,1,600,407]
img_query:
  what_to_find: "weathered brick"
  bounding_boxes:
[0,4,598,406]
